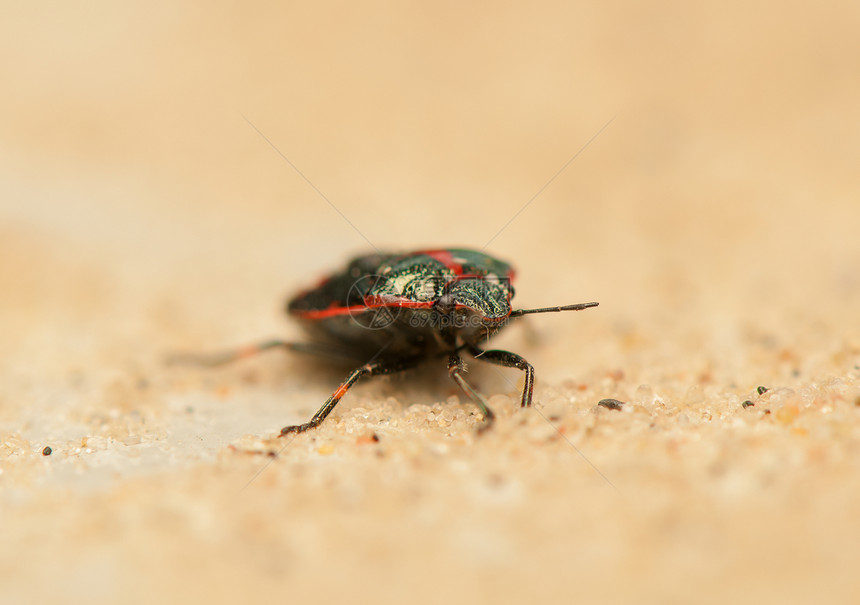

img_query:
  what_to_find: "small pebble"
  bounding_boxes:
[598,398,625,411]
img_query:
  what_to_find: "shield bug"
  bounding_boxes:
[177,248,597,434]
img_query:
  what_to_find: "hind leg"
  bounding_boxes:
[168,339,362,366]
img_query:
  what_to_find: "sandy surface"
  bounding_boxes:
[2,2,859,604]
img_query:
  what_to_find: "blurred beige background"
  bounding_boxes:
[2,2,859,604]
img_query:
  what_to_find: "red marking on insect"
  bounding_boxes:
[417,249,464,275]
[292,304,373,320]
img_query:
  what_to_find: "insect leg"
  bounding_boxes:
[168,339,362,366]
[447,353,495,432]
[466,345,535,407]
[280,355,424,435]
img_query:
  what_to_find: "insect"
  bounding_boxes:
[179,248,597,434]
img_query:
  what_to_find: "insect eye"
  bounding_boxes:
[435,294,456,313]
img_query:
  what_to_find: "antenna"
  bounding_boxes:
[509,301,599,318]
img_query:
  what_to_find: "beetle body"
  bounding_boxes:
[288,248,515,359]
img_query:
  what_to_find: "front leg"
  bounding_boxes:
[466,345,535,407]
[447,353,495,432]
